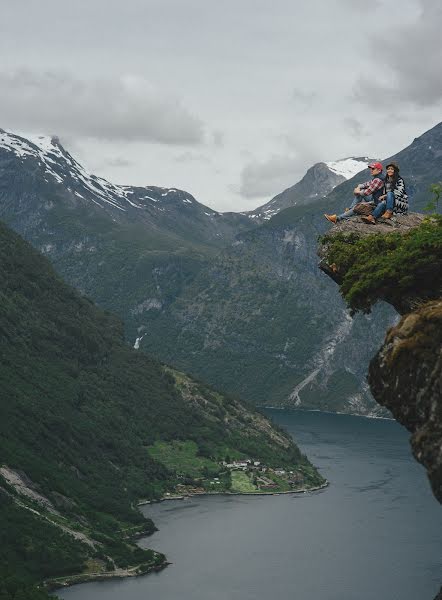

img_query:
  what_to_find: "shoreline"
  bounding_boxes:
[50,479,329,593]
[49,482,329,593]
[262,406,394,421]
[139,479,329,505]
[46,558,170,593]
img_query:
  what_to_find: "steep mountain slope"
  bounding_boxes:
[0,129,253,329]
[0,130,251,247]
[0,219,324,598]
[139,206,395,414]
[137,124,442,413]
[250,157,371,220]
[1,123,440,417]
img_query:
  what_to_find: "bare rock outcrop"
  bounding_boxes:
[369,301,442,502]
[318,214,441,505]
[318,213,432,314]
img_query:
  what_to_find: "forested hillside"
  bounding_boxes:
[0,219,323,598]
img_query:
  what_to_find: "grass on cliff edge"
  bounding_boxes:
[321,215,442,313]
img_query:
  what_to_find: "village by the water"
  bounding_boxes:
[146,458,322,502]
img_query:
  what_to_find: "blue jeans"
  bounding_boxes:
[373,192,394,219]
[349,194,362,209]
[336,194,372,221]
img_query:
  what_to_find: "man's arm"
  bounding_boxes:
[354,179,370,194]
[359,177,384,196]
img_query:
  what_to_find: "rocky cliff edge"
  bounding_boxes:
[318,212,441,502]
[318,212,442,598]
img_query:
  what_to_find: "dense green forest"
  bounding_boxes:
[0,219,323,596]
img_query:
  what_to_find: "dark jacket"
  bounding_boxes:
[386,176,408,214]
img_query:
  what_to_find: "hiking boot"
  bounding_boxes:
[361,215,376,224]
[324,214,337,224]
[383,210,393,219]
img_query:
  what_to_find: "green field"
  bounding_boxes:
[147,440,220,478]
[230,471,258,493]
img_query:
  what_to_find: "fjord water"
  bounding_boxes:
[59,410,442,600]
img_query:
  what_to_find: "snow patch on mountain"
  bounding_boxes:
[248,156,373,222]
[0,129,199,215]
[326,157,370,179]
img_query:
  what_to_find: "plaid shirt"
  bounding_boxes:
[358,177,384,197]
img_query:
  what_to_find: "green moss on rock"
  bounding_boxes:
[321,215,442,314]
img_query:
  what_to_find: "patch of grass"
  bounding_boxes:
[147,440,220,478]
[263,473,292,492]
[230,471,257,493]
[83,559,107,574]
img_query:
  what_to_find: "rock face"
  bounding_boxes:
[318,215,442,504]
[369,301,442,503]
[140,211,394,415]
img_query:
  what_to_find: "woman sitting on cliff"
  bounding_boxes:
[362,162,408,224]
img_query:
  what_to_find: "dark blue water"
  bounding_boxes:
[59,410,442,600]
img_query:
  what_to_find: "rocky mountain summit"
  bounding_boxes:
[0,129,252,248]
[0,129,254,337]
[318,213,442,599]
[250,157,370,221]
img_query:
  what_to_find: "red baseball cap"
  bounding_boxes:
[368,161,383,170]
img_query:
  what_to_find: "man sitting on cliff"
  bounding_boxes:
[324,162,385,223]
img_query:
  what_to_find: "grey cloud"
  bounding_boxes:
[339,0,381,8]
[105,157,133,168]
[174,152,211,164]
[342,117,365,138]
[0,69,204,145]
[292,89,317,108]
[354,2,442,107]
[212,130,224,147]
[239,155,301,199]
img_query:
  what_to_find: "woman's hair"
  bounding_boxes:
[385,162,400,186]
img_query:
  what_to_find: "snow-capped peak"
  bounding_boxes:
[0,129,198,214]
[326,157,370,180]
[24,134,60,153]
[0,130,65,160]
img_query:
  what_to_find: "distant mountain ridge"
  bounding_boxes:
[0,122,441,416]
[0,129,254,339]
[133,122,442,413]
[0,129,253,248]
[249,157,372,221]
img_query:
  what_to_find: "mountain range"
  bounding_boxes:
[1,123,441,416]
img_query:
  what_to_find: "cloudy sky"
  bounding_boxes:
[2,0,441,211]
